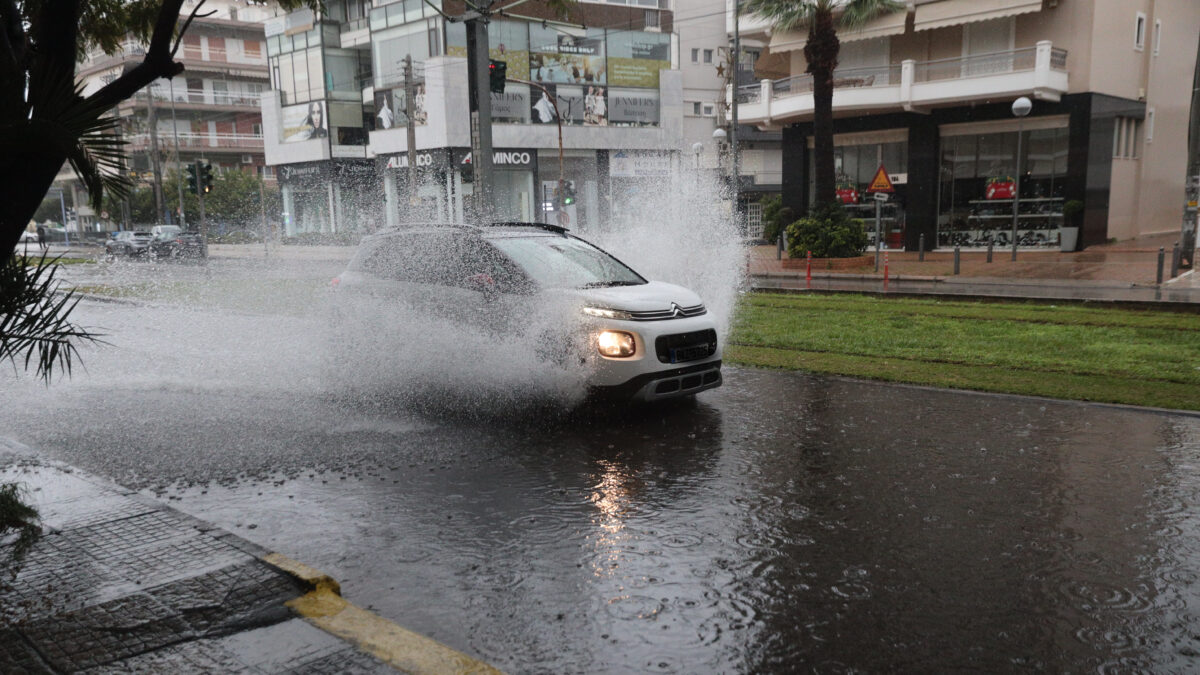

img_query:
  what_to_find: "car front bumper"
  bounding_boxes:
[585,314,723,400]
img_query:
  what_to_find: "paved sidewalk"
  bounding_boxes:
[749,237,1200,304]
[0,443,499,674]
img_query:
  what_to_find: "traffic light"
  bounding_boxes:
[199,161,214,194]
[562,180,576,206]
[186,163,198,194]
[488,59,507,94]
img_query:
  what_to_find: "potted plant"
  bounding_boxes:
[1061,200,1083,252]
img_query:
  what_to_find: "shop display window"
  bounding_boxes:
[809,139,908,248]
[937,126,1069,248]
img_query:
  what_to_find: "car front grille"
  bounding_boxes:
[627,303,707,321]
[655,329,718,364]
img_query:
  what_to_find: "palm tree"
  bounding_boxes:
[743,0,905,208]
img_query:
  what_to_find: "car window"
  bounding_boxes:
[352,233,465,286]
[487,235,645,289]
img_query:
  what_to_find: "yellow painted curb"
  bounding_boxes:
[262,553,504,675]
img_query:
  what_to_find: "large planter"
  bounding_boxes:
[782,255,874,270]
[1059,226,1079,252]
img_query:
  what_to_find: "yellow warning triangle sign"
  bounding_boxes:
[868,164,895,193]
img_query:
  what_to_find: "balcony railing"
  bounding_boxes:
[126,132,264,150]
[737,42,1070,125]
[139,88,263,107]
[83,40,266,69]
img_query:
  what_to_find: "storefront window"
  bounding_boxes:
[808,137,908,248]
[938,122,1069,248]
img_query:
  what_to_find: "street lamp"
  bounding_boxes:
[1011,96,1032,261]
[712,127,727,178]
[692,141,704,189]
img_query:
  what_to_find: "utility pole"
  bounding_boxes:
[145,89,166,223]
[731,0,741,225]
[259,175,269,259]
[169,78,186,229]
[464,14,494,221]
[404,53,418,220]
[1182,30,1200,265]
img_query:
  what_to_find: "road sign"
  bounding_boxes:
[873,192,889,202]
[868,164,895,193]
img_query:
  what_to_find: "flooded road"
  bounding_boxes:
[6,294,1200,673]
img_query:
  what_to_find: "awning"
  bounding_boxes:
[753,49,791,80]
[913,0,1043,32]
[768,9,907,53]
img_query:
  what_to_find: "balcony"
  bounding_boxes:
[79,40,268,78]
[737,42,1068,128]
[122,88,264,113]
[125,132,264,152]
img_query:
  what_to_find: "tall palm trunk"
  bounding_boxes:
[804,7,839,208]
[1,153,68,255]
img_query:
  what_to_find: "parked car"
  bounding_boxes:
[105,231,154,258]
[329,223,722,401]
[150,226,207,259]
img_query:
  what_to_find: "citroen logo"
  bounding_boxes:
[670,303,682,318]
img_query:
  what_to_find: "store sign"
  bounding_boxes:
[609,151,671,178]
[278,163,325,181]
[264,16,286,37]
[608,91,659,125]
[334,161,375,179]
[491,89,531,123]
[384,149,448,171]
[454,148,537,170]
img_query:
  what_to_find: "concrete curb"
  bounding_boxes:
[0,443,504,675]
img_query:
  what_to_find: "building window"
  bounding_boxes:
[691,48,699,63]
[1134,12,1146,51]
[1145,109,1155,143]
[702,103,715,117]
[691,101,702,116]
[703,49,713,64]
[1152,19,1161,56]
[1113,117,1142,159]
[744,201,764,239]
[644,10,659,28]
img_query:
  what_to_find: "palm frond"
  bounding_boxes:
[839,0,906,30]
[0,253,105,383]
[742,0,824,33]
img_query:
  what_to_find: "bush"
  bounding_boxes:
[282,231,362,247]
[785,203,869,259]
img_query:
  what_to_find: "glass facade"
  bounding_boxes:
[809,137,909,248]
[938,124,1069,247]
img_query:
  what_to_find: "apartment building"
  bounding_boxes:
[71,0,282,226]
[735,0,1200,250]
[262,0,681,235]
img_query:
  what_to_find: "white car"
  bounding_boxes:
[330,223,722,401]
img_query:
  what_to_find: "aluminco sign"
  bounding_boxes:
[459,150,534,168]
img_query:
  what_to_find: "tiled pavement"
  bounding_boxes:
[0,453,395,674]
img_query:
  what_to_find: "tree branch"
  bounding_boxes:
[172,0,217,58]
[87,0,189,111]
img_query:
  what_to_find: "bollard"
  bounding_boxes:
[1170,242,1180,278]
[1156,247,1165,284]
[883,252,890,290]
[874,239,881,272]
[777,233,784,261]
[986,241,994,263]
[953,246,961,275]
[806,250,812,289]
[918,234,925,262]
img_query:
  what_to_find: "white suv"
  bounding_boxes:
[330,223,722,401]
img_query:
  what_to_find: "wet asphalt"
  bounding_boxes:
[6,263,1200,673]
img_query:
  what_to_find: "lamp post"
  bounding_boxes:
[712,127,728,184]
[1011,96,1032,261]
[692,141,704,189]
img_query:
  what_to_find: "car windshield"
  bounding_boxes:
[133,232,152,238]
[155,227,181,238]
[488,235,645,289]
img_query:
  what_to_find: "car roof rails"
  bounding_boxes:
[485,221,570,235]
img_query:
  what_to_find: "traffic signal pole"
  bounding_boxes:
[464,15,493,221]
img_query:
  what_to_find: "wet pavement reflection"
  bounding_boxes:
[5,300,1200,672]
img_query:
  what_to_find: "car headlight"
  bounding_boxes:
[582,306,633,321]
[596,330,636,358]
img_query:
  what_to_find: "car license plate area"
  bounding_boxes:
[656,329,717,364]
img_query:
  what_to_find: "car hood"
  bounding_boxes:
[561,280,704,313]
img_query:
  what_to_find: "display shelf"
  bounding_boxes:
[968,196,1063,204]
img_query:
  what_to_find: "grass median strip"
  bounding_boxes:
[728,292,1200,411]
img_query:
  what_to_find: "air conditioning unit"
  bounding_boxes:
[241,154,253,164]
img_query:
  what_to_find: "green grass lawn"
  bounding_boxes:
[728,292,1200,411]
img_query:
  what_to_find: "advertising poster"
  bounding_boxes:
[373,87,427,129]
[530,35,606,85]
[530,85,607,127]
[608,36,671,88]
[492,86,531,124]
[282,101,328,143]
